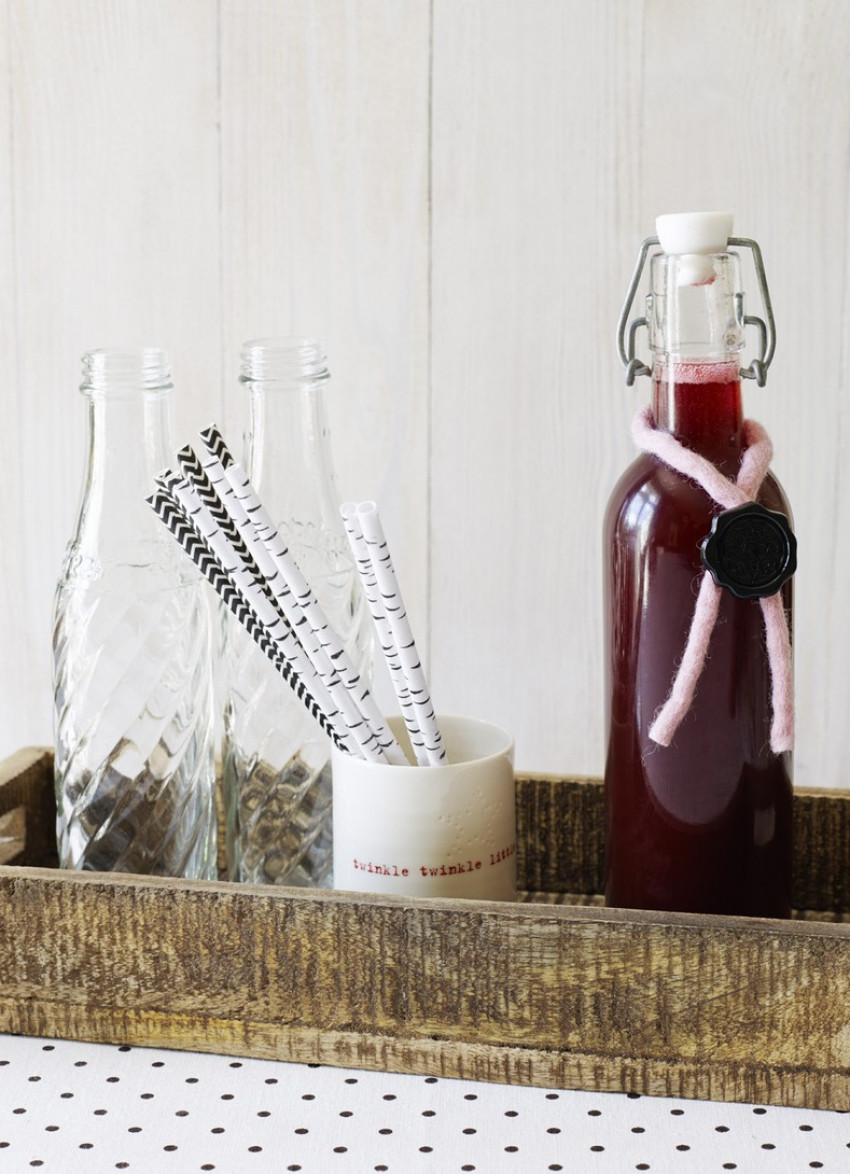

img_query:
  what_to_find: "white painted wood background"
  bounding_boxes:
[0,0,847,785]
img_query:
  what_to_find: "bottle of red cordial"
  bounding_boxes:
[604,212,796,918]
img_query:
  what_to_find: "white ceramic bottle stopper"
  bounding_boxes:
[656,210,733,285]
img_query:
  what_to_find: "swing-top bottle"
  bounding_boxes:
[604,213,794,918]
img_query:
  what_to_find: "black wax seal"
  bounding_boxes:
[701,502,796,600]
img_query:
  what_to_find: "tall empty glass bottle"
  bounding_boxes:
[222,338,371,887]
[53,348,217,877]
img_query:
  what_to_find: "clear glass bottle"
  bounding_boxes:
[222,338,372,887]
[53,348,217,877]
[604,215,794,918]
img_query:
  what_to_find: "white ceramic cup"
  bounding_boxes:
[331,714,516,901]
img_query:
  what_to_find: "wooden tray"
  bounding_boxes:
[1,747,849,1110]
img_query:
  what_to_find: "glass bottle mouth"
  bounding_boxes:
[240,338,330,385]
[81,348,172,396]
[648,252,745,360]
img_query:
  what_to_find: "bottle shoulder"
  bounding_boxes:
[604,452,793,538]
[756,468,792,520]
[56,535,205,592]
[604,453,658,512]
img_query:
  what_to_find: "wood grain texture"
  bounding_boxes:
[516,773,606,896]
[516,772,850,916]
[2,751,850,1108]
[1,868,849,1108]
[0,749,56,870]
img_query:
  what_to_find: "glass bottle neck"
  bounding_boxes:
[240,339,342,546]
[647,250,748,471]
[652,359,745,471]
[74,350,174,560]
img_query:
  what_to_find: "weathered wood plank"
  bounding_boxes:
[792,787,850,914]
[6,752,850,912]
[0,748,56,869]
[0,868,849,1108]
[516,772,850,914]
[2,751,850,1108]
[0,807,26,866]
[515,773,605,896]
[1,1003,847,1108]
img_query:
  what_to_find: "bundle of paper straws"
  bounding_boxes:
[147,425,446,767]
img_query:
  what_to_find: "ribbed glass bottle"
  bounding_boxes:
[52,349,217,877]
[222,338,372,887]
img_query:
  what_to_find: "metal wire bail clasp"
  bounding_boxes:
[615,235,776,387]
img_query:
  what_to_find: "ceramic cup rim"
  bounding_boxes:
[333,712,514,772]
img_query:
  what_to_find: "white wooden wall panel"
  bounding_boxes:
[5,0,222,754]
[219,0,431,648]
[430,0,644,773]
[0,1,26,759]
[1,0,848,791]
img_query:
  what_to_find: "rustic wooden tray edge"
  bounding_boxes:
[1,748,849,1110]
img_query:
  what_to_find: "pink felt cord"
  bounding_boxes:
[632,406,794,755]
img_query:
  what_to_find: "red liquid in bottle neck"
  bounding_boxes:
[653,360,744,467]
[603,362,792,918]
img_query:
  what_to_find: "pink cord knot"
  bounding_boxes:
[632,406,794,755]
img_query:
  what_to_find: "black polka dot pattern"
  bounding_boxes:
[0,1036,845,1170]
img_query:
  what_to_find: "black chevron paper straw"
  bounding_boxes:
[198,423,403,765]
[201,422,234,470]
[176,444,275,608]
[147,488,346,751]
[156,467,357,755]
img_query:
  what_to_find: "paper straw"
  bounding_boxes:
[355,502,446,766]
[200,425,407,767]
[156,469,361,758]
[340,502,425,764]
[201,423,236,471]
[176,444,269,596]
[182,435,392,765]
[147,488,347,750]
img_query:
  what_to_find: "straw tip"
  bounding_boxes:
[154,468,180,489]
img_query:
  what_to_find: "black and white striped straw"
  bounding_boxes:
[340,503,425,763]
[150,423,443,767]
[155,467,363,759]
[345,501,446,766]
[173,444,389,762]
[146,487,347,750]
[198,424,407,766]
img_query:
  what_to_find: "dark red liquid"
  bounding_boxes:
[603,365,793,918]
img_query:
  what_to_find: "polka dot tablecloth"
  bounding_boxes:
[0,1033,847,1173]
